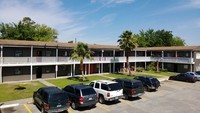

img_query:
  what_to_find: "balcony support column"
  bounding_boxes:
[145,51,147,69]
[134,50,136,71]
[190,64,193,72]
[162,51,164,69]
[70,64,73,77]
[85,64,87,75]
[30,46,33,81]
[73,62,75,76]
[0,45,3,83]
[101,50,104,73]
[55,65,58,78]
[109,63,111,73]
[113,50,115,73]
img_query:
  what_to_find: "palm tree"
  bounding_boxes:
[70,42,94,81]
[117,30,138,75]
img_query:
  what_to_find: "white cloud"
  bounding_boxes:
[0,0,88,42]
[100,14,116,25]
[91,0,135,5]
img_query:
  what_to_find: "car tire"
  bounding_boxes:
[98,95,105,104]
[124,93,129,100]
[145,86,150,92]
[41,106,46,113]
[71,101,78,110]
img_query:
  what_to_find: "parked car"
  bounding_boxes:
[89,80,123,104]
[169,73,196,83]
[195,71,200,75]
[112,78,144,100]
[63,84,98,110]
[33,86,70,113]
[185,72,200,81]
[134,76,160,91]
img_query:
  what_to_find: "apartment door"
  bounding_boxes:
[36,67,42,78]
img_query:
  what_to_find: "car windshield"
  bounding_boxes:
[150,78,158,83]
[132,82,143,88]
[81,88,96,96]
[108,83,122,91]
[49,92,68,103]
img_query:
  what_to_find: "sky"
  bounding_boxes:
[0,0,200,46]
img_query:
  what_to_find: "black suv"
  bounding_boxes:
[33,86,70,113]
[134,76,160,91]
[63,84,98,110]
[113,78,144,99]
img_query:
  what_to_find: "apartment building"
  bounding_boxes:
[0,39,200,83]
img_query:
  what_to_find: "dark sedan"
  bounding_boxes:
[169,73,196,83]
[134,76,160,92]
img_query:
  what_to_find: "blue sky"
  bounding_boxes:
[0,0,200,46]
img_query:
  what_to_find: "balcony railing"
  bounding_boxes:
[0,56,194,65]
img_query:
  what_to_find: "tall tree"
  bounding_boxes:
[138,29,185,47]
[70,42,94,81]
[0,17,58,41]
[117,30,138,75]
[171,36,185,46]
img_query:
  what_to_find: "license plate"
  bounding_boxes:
[89,98,93,100]
[57,105,62,107]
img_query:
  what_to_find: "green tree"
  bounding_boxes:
[117,30,138,75]
[0,17,58,41]
[172,36,185,46]
[70,42,94,81]
[138,29,185,47]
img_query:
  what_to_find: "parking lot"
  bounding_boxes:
[1,80,200,113]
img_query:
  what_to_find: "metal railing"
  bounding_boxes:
[1,56,194,65]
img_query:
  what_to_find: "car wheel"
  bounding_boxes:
[98,95,105,104]
[41,106,46,113]
[145,86,150,92]
[124,93,129,100]
[71,101,78,110]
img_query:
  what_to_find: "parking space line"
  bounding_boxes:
[96,104,111,112]
[120,99,132,106]
[23,104,32,113]
[68,108,74,113]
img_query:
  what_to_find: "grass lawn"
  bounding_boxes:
[47,75,111,88]
[139,71,177,77]
[0,81,45,102]
[104,73,161,79]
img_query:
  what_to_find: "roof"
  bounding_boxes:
[0,39,120,50]
[114,78,141,83]
[70,84,92,89]
[1,39,200,51]
[93,80,117,84]
[41,86,62,93]
[134,46,200,51]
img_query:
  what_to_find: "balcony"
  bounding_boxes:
[0,56,194,66]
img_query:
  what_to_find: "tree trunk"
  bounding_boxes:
[126,52,131,75]
[80,60,85,81]
[156,61,159,72]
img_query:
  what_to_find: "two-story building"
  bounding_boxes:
[0,39,200,83]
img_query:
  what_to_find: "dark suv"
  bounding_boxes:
[33,86,70,113]
[134,76,160,91]
[112,78,144,99]
[63,84,98,110]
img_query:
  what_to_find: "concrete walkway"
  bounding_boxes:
[38,79,56,86]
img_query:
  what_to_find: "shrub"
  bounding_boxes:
[147,62,156,71]
[137,67,145,72]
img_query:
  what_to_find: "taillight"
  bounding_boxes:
[131,89,135,95]
[107,93,110,97]
[79,97,84,103]
[96,93,98,100]
[68,100,71,105]
[45,104,50,109]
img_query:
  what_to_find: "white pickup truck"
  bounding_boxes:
[89,80,123,104]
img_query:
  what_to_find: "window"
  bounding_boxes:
[101,84,108,90]
[95,83,100,88]
[75,89,80,96]
[14,68,22,75]
[81,88,96,96]
[184,65,188,69]
[46,51,52,56]
[15,50,22,57]
[124,81,132,88]
[64,86,74,93]
[89,82,94,87]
